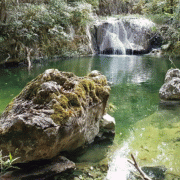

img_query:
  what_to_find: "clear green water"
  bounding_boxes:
[0,55,180,177]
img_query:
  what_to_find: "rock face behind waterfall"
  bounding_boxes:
[159,68,180,100]
[91,17,162,55]
[0,69,111,163]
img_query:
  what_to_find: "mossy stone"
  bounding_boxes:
[51,104,70,125]
[3,69,110,126]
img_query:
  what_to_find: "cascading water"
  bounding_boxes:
[98,18,132,55]
[92,16,159,55]
[100,31,126,55]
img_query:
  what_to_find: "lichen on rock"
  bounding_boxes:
[0,69,111,163]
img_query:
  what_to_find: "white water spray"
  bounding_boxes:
[98,19,132,55]
[106,142,135,180]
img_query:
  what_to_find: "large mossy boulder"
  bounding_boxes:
[0,69,111,163]
[159,68,180,100]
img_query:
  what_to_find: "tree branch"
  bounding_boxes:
[128,154,152,180]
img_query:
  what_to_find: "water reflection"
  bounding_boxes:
[96,55,169,86]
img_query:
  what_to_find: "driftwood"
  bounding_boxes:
[128,154,152,180]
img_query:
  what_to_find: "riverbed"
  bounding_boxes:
[0,54,180,179]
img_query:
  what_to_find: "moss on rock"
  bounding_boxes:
[51,104,70,125]
[3,69,110,126]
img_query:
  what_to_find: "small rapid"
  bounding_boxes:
[106,141,134,180]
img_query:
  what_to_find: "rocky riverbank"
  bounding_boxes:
[0,69,115,179]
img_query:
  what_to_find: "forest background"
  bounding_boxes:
[0,0,180,64]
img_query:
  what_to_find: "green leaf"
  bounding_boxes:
[9,153,12,161]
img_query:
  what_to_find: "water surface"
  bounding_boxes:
[0,55,180,178]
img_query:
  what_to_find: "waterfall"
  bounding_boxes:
[100,31,126,54]
[98,18,132,55]
[86,25,95,54]
[93,17,159,55]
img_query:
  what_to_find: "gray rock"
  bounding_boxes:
[96,114,115,142]
[100,114,115,130]
[159,69,180,101]
[159,77,180,100]
[88,70,101,77]
[164,68,180,83]
[0,69,111,164]
[161,42,171,50]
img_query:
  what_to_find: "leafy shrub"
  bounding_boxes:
[0,0,95,62]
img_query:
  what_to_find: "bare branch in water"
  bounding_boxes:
[128,154,152,180]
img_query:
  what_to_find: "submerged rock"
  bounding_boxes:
[129,166,167,180]
[141,166,167,180]
[0,69,111,164]
[159,69,180,100]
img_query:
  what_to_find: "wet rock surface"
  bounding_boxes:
[96,114,115,142]
[0,69,111,164]
[164,68,180,83]
[141,166,167,180]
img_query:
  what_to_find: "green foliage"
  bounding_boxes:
[140,0,180,56]
[71,2,92,28]
[0,0,94,61]
[67,0,99,8]
[98,0,134,15]
[85,0,99,8]
[0,150,20,174]
[172,41,180,56]
[1,0,180,60]
[107,102,117,113]
[151,26,157,32]
[146,14,170,25]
